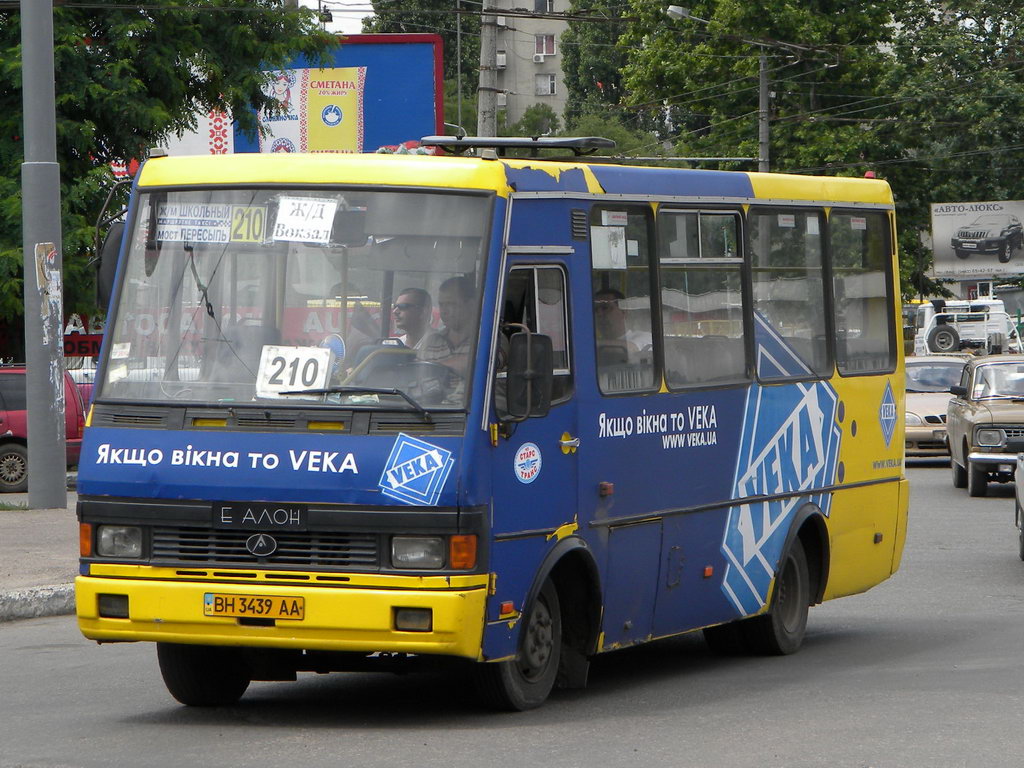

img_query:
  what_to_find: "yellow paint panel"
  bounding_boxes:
[139,153,513,197]
[824,481,905,600]
[749,173,894,205]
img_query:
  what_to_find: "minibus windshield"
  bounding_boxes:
[99,187,491,410]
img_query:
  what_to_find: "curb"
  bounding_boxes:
[0,583,75,623]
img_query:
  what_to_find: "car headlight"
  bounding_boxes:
[96,525,143,558]
[976,428,1006,447]
[391,536,445,569]
[905,412,924,426]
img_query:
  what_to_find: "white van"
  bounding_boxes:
[912,298,1021,355]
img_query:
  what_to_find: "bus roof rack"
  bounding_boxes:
[420,135,616,158]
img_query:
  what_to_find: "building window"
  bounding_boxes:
[535,74,557,96]
[535,34,556,56]
[534,0,554,11]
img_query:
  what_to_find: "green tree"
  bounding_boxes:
[0,1,333,355]
[363,0,478,95]
[561,1,628,128]
[506,103,561,137]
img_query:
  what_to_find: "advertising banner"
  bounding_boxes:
[931,200,1024,277]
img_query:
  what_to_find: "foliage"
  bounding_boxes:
[364,0,478,96]
[561,1,628,127]
[0,1,332,353]
[505,103,561,137]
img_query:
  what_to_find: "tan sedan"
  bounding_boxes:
[905,355,967,457]
[948,354,1024,496]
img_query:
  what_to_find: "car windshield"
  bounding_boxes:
[98,187,491,410]
[972,362,1024,399]
[906,361,963,392]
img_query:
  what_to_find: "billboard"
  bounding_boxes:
[165,34,443,156]
[931,200,1024,278]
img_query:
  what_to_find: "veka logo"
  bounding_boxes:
[379,434,454,506]
[879,380,897,448]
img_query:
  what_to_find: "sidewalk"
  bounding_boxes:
[0,486,79,623]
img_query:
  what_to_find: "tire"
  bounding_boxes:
[474,580,561,711]
[157,643,250,707]
[1016,500,1024,562]
[955,249,970,260]
[966,457,988,498]
[927,325,960,353]
[951,457,967,489]
[999,243,1012,263]
[0,443,28,493]
[740,538,810,656]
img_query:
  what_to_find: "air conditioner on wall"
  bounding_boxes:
[533,54,545,63]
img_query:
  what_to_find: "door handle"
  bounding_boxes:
[559,433,580,454]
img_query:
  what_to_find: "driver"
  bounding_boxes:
[419,275,476,383]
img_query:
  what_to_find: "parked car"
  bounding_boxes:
[0,366,85,492]
[905,355,966,457]
[951,213,1024,263]
[947,354,1024,496]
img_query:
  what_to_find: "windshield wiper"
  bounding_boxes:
[279,386,433,422]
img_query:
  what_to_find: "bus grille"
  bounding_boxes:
[151,526,379,568]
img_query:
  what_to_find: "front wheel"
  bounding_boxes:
[157,643,250,707]
[955,249,970,260]
[1016,500,1024,561]
[966,457,989,497]
[999,243,1013,263]
[740,538,810,655]
[474,580,561,711]
[0,443,28,493]
[951,457,967,489]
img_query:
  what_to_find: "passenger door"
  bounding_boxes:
[489,264,578,537]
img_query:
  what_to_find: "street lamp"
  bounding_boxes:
[665,5,770,172]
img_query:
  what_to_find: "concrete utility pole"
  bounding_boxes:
[476,8,498,137]
[21,0,66,508]
[758,52,770,173]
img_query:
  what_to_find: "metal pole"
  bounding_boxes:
[477,7,498,137]
[20,0,66,508]
[456,0,462,129]
[758,51,770,173]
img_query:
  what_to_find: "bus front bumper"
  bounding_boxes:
[76,568,488,660]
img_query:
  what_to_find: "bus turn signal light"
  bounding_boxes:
[449,535,477,570]
[80,523,92,557]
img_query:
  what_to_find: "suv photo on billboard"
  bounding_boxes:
[951,214,1024,262]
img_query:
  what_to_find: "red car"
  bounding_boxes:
[0,366,86,492]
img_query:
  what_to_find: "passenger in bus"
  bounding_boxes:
[594,288,652,364]
[419,275,477,390]
[392,287,433,349]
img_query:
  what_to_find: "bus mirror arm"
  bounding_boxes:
[499,325,554,422]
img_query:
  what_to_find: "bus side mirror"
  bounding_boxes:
[96,221,125,309]
[503,332,553,420]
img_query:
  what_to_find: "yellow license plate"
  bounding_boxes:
[203,593,304,620]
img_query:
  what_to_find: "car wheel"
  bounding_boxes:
[951,457,967,489]
[740,538,810,656]
[999,242,1013,263]
[927,325,960,353]
[955,249,970,260]
[1016,500,1024,561]
[0,444,28,493]
[967,457,988,497]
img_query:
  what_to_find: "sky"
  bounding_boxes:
[298,0,375,36]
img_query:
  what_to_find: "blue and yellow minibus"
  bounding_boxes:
[75,138,908,710]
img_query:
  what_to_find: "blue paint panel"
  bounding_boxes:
[507,198,583,247]
[77,427,463,506]
[601,522,662,648]
[588,165,754,198]
[233,40,440,154]
[504,165,593,193]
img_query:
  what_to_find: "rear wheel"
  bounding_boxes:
[740,538,810,656]
[951,456,967,488]
[157,643,250,707]
[967,457,989,497]
[1016,500,1024,562]
[0,443,28,493]
[474,580,561,711]
[927,325,960,353]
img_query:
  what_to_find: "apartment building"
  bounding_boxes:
[491,0,569,126]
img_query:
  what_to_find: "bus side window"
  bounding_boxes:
[748,208,830,379]
[831,211,896,375]
[501,266,573,402]
[590,206,656,394]
[658,209,746,387]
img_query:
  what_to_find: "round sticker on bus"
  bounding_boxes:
[514,442,542,484]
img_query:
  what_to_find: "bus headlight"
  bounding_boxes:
[96,525,143,558]
[976,428,1006,447]
[391,536,445,569]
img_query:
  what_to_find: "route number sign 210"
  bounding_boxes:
[256,345,333,398]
